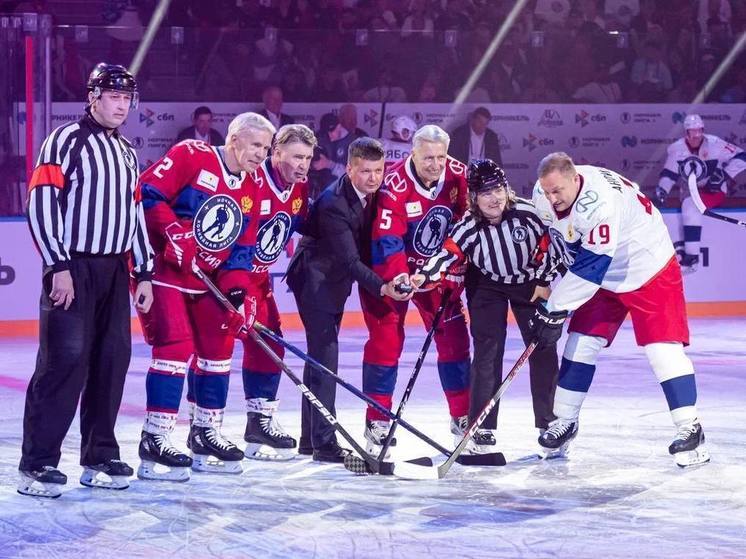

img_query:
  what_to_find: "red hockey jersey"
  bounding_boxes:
[139,140,256,292]
[371,155,468,280]
[218,158,309,288]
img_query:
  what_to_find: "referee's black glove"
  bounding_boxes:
[529,302,568,348]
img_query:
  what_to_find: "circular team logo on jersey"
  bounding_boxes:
[193,194,242,251]
[511,225,528,243]
[255,212,292,263]
[122,148,137,171]
[679,156,706,181]
[413,205,452,257]
[548,227,576,267]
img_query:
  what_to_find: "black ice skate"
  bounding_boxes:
[669,422,710,468]
[364,420,397,459]
[80,459,133,490]
[17,466,67,498]
[539,418,579,459]
[244,398,297,461]
[189,424,244,474]
[138,430,193,482]
[466,429,497,455]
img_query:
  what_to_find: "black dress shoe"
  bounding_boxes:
[312,441,351,463]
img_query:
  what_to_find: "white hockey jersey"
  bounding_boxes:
[658,134,746,194]
[533,165,675,314]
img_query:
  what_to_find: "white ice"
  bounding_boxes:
[1,318,745,559]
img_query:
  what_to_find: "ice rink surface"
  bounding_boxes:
[1,318,745,559]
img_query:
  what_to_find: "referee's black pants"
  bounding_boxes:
[20,254,132,471]
[465,271,558,431]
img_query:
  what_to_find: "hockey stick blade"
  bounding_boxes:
[343,455,434,477]
[456,452,507,466]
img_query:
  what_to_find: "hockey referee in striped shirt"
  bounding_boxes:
[417,159,563,455]
[18,63,154,498]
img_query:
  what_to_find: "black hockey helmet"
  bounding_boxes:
[467,159,509,194]
[87,62,139,108]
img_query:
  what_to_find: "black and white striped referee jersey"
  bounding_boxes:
[26,112,154,278]
[421,198,563,286]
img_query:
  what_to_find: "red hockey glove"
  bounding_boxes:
[164,222,197,273]
[224,287,257,341]
[440,262,466,303]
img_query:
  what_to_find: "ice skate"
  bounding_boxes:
[17,466,67,498]
[669,421,710,468]
[539,418,578,459]
[80,459,133,490]
[449,414,469,446]
[679,253,699,274]
[244,399,296,461]
[465,429,496,455]
[364,420,397,459]
[138,430,193,482]
[190,407,244,473]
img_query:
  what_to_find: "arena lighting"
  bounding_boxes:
[692,31,745,104]
[446,0,530,126]
[129,0,172,76]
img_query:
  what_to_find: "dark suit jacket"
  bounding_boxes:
[258,109,295,128]
[175,126,225,146]
[449,123,503,166]
[286,175,384,312]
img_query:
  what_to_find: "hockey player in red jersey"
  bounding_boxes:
[214,124,316,461]
[135,113,275,480]
[362,124,471,455]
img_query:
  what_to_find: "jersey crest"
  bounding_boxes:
[193,194,243,252]
[254,212,292,264]
[413,205,452,257]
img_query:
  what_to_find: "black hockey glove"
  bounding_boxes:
[529,302,568,348]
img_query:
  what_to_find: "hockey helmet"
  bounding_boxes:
[683,114,704,130]
[87,62,139,108]
[467,159,509,194]
[391,116,417,141]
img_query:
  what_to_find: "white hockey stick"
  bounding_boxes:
[687,173,746,227]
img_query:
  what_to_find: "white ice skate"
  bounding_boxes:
[364,420,397,460]
[79,460,133,490]
[17,466,67,498]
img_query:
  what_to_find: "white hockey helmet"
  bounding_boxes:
[683,114,704,130]
[392,115,417,141]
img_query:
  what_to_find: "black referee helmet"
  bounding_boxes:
[467,159,509,194]
[87,62,139,108]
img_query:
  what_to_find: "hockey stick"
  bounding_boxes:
[194,266,429,475]
[254,321,451,458]
[389,342,537,480]
[687,173,746,227]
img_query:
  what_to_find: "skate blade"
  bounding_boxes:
[137,461,191,482]
[17,477,62,498]
[192,454,243,474]
[542,445,570,460]
[79,470,130,490]
[674,446,711,468]
[244,443,296,462]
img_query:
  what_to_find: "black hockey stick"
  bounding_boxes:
[194,267,429,475]
[254,321,450,458]
[373,290,450,465]
[390,342,537,480]
[687,173,746,227]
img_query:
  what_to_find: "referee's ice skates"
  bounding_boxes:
[669,421,710,468]
[79,459,133,490]
[539,418,578,459]
[17,466,67,498]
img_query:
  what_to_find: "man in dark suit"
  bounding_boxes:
[449,107,503,165]
[175,106,225,145]
[286,138,411,463]
[258,85,294,130]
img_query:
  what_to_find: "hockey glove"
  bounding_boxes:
[653,186,667,208]
[224,288,257,341]
[164,222,198,273]
[440,262,466,303]
[529,302,568,349]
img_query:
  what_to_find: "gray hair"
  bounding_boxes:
[274,123,318,149]
[412,124,450,151]
[227,112,276,140]
[537,151,576,178]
